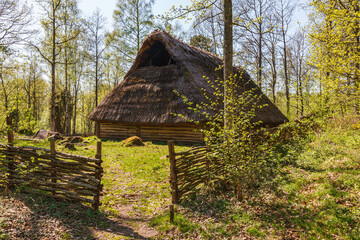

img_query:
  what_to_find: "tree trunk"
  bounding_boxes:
[136,0,140,52]
[51,0,57,132]
[0,64,9,111]
[72,82,77,135]
[257,2,263,90]
[32,68,37,121]
[271,42,277,103]
[27,70,31,110]
[64,12,71,135]
[354,1,359,114]
[282,27,290,116]
[210,9,218,55]
[223,0,233,132]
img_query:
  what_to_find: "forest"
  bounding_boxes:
[0,0,360,239]
[1,0,353,134]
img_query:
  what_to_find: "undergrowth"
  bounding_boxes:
[151,113,360,239]
[0,113,359,239]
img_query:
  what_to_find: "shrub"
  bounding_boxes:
[177,73,282,200]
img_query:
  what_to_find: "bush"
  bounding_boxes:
[178,73,283,200]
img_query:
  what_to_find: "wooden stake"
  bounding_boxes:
[169,204,174,223]
[168,140,178,223]
[50,137,57,196]
[50,137,56,155]
[6,116,14,189]
[95,141,102,160]
[93,141,103,210]
[6,116,14,146]
[206,144,210,184]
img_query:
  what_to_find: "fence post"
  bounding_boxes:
[6,116,14,146]
[50,137,57,196]
[168,140,178,223]
[93,141,103,210]
[206,144,211,184]
[6,116,14,189]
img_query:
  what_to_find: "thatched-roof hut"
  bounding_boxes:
[89,30,287,143]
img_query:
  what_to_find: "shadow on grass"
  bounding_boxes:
[251,184,360,238]
[0,189,150,239]
[150,141,203,147]
[99,138,204,149]
[177,166,360,239]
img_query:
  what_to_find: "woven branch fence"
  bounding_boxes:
[168,140,224,222]
[0,139,103,210]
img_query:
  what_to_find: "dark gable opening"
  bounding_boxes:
[138,41,176,67]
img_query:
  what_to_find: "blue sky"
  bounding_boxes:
[28,0,309,33]
[78,0,193,28]
[78,0,309,32]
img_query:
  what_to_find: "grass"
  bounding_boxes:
[0,136,189,239]
[151,114,360,239]
[1,114,360,239]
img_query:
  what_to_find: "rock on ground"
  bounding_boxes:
[122,136,145,147]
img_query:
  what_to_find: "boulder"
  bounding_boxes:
[64,143,76,150]
[49,133,63,140]
[70,136,84,143]
[33,130,62,140]
[61,136,84,144]
[122,136,144,147]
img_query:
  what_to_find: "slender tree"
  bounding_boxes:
[223,0,233,132]
[263,13,281,103]
[33,0,62,131]
[290,30,309,116]
[276,0,295,116]
[34,0,79,132]
[235,0,275,90]
[110,0,154,64]
[86,9,108,108]
[60,0,81,134]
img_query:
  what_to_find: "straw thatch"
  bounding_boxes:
[89,30,287,142]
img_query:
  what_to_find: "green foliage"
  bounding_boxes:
[177,74,283,200]
[308,0,360,110]
[189,34,214,53]
[0,233,9,240]
[0,51,48,133]
[169,113,360,239]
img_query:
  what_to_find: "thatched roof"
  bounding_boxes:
[89,30,288,126]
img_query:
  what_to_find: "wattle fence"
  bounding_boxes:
[0,139,103,210]
[167,140,224,221]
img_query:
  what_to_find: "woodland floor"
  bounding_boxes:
[0,138,189,240]
[1,116,360,239]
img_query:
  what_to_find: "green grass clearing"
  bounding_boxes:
[0,117,359,239]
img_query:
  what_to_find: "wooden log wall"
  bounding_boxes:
[100,122,204,143]
[0,142,103,210]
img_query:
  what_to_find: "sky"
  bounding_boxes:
[78,0,193,29]
[77,0,309,32]
[27,0,309,36]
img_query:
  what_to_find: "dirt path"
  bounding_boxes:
[91,204,158,239]
[0,191,159,240]
[90,169,162,240]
